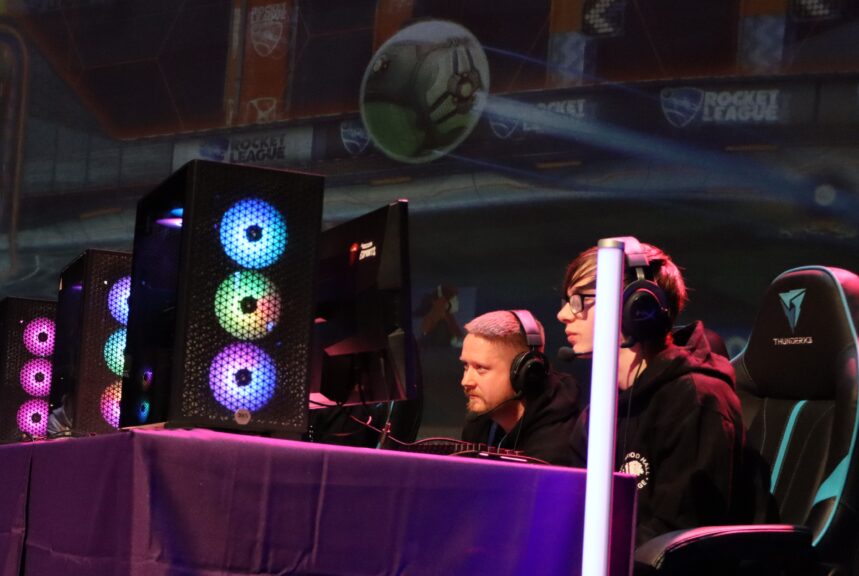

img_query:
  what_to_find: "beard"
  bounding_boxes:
[465,396,487,414]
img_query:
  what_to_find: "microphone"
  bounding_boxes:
[558,346,590,362]
[558,337,634,362]
[466,390,522,421]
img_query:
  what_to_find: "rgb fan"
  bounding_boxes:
[214,271,282,340]
[100,382,122,428]
[103,328,127,377]
[108,276,132,325]
[20,358,52,397]
[136,398,151,423]
[219,198,287,269]
[23,317,55,357]
[208,342,277,412]
[17,398,49,437]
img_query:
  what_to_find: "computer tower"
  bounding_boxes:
[0,298,56,442]
[50,249,132,435]
[121,160,323,436]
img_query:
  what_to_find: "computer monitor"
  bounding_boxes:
[310,200,420,408]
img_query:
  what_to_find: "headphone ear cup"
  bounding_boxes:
[622,280,671,344]
[510,350,549,396]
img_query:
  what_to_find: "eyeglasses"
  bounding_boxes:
[563,292,596,315]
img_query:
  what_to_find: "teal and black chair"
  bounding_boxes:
[636,266,859,575]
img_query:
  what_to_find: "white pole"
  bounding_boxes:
[581,238,624,576]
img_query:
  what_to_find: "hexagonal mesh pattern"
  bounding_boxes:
[100,381,122,429]
[219,198,288,269]
[103,328,127,377]
[107,275,131,325]
[214,271,282,340]
[20,358,52,397]
[173,161,322,433]
[209,343,277,412]
[72,250,132,434]
[23,317,56,357]
[17,398,49,438]
[0,298,56,442]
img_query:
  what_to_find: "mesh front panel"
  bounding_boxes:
[171,161,322,434]
[0,298,56,442]
[71,251,133,434]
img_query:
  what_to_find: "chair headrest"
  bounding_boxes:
[739,266,859,400]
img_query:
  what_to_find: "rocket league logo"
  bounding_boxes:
[488,116,520,140]
[340,119,370,156]
[199,137,229,161]
[661,88,704,128]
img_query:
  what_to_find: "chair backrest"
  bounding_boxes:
[732,266,859,566]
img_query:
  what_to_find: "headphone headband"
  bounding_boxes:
[507,309,549,396]
[509,309,543,349]
[608,236,652,280]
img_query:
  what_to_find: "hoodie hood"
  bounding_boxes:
[623,321,735,404]
[520,370,580,431]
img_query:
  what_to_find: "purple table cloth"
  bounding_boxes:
[0,443,31,575]
[4,429,636,575]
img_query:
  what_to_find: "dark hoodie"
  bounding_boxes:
[461,371,582,466]
[570,321,743,545]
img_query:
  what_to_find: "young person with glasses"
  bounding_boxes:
[557,240,745,545]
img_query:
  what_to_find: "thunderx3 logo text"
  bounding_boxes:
[774,288,813,346]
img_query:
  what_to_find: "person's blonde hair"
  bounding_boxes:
[464,310,545,352]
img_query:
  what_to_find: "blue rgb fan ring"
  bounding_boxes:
[208,342,277,413]
[219,199,288,269]
[137,398,151,423]
[108,276,132,325]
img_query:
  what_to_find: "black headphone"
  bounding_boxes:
[615,236,672,346]
[508,310,550,396]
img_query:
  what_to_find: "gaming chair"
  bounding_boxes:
[635,266,859,575]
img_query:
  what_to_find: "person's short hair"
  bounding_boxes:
[562,242,688,323]
[464,310,545,353]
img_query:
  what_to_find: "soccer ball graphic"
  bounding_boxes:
[360,20,490,163]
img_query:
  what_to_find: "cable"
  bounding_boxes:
[345,413,548,464]
[618,360,644,468]
[308,398,343,409]
[375,400,395,449]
